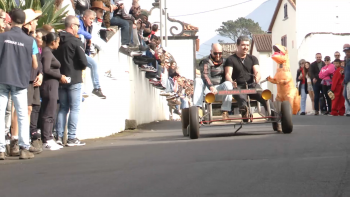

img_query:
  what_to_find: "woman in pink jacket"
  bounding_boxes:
[319,56,336,115]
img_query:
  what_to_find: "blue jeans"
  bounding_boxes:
[300,84,307,113]
[193,78,233,111]
[110,16,130,45]
[180,97,189,109]
[312,83,323,111]
[0,84,30,152]
[56,83,82,140]
[85,55,100,90]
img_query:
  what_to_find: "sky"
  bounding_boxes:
[139,0,269,45]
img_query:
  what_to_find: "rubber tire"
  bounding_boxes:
[281,101,293,134]
[181,108,189,137]
[189,106,200,139]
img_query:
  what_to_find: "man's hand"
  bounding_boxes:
[33,74,43,87]
[254,72,261,83]
[232,80,237,88]
[107,28,116,33]
[60,75,68,84]
[133,24,137,29]
[313,78,317,84]
[110,5,118,12]
[210,86,217,95]
[298,75,303,80]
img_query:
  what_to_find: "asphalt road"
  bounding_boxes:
[1,115,350,197]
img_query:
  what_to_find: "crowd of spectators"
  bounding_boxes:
[296,50,350,116]
[0,0,195,160]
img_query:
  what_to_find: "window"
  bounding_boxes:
[281,35,287,47]
[284,3,288,19]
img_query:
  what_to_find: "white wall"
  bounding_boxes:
[76,31,170,140]
[251,45,273,92]
[167,39,195,80]
[271,0,298,97]
[296,0,350,49]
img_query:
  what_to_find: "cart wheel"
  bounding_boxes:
[189,106,200,139]
[181,108,189,137]
[281,101,293,134]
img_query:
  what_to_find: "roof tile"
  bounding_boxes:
[252,34,272,52]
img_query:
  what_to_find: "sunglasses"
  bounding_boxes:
[324,59,330,61]
[213,52,222,56]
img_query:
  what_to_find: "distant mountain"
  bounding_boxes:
[197,0,278,59]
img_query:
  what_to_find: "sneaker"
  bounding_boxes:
[139,45,149,51]
[43,140,62,151]
[314,111,319,115]
[19,149,34,159]
[56,136,63,146]
[66,138,86,147]
[82,92,89,98]
[29,145,43,154]
[173,109,181,115]
[10,139,20,156]
[160,91,171,96]
[300,112,306,115]
[0,152,5,160]
[92,88,106,99]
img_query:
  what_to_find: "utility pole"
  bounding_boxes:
[159,0,163,47]
[164,0,168,47]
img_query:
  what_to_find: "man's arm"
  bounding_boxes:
[76,43,88,70]
[200,60,217,94]
[224,58,237,88]
[32,54,38,69]
[77,20,92,40]
[252,55,261,83]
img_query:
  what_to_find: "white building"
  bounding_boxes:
[296,0,350,62]
[250,34,273,91]
[268,0,297,98]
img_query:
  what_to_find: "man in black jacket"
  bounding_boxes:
[53,15,88,146]
[309,53,326,115]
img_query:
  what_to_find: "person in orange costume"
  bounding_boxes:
[330,59,345,116]
[266,44,301,115]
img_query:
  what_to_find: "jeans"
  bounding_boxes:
[85,55,100,90]
[322,85,332,113]
[110,16,130,45]
[56,83,82,140]
[300,84,307,113]
[0,84,30,152]
[313,83,324,111]
[5,93,12,135]
[180,97,189,109]
[193,78,233,111]
[166,78,174,93]
[344,82,350,115]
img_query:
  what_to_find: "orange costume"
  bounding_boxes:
[267,44,301,115]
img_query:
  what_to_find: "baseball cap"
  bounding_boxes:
[10,8,26,24]
[343,44,350,52]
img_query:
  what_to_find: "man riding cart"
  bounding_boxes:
[181,36,294,139]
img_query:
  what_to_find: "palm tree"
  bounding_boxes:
[0,0,68,29]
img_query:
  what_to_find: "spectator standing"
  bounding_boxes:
[296,59,308,115]
[343,44,350,117]
[310,53,326,115]
[330,59,345,116]
[0,9,42,160]
[40,33,66,150]
[53,15,87,146]
[319,56,335,115]
[334,51,341,63]
[304,62,315,114]
[78,9,107,98]
[23,9,44,145]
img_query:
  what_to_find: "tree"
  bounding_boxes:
[216,17,265,42]
[0,0,68,29]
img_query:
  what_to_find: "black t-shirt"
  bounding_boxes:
[224,54,259,85]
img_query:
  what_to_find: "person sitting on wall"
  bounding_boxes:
[194,43,233,120]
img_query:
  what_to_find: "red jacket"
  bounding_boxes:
[331,67,345,95]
